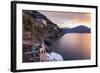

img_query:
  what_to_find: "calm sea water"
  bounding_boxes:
[53,33,91,60]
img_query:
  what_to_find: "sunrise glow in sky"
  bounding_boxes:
[39,11,91,28]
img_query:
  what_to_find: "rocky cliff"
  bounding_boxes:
[22,10,64,62]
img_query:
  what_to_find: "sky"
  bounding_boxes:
[39,10,91,28]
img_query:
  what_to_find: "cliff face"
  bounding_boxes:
[23,10,64,46]
[22,10,64,62]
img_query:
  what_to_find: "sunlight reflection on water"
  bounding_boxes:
[55,33,91,60]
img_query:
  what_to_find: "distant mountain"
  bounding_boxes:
[62,25,91,33]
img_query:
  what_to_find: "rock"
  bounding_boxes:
[22,10,64,62]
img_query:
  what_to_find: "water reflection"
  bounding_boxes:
[53,33,91,60]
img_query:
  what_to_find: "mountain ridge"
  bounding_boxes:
[62,25,91,33]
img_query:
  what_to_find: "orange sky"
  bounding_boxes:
[39,11,91,28]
